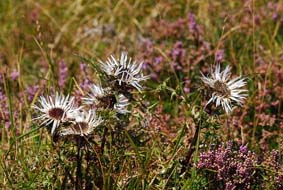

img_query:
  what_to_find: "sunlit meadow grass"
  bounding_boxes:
[1,0,283,189]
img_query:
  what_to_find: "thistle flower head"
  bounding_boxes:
[99,52,149,91]
[33,92,81,134]
[82,84,109,105]
[82,83,118,111]
[200,64,248,113]
[59,110,103,136]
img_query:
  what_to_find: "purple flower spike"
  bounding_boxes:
[188,12,196,30]
[239,144,248,154]
[215,49,225,62]
[58,60,68,88]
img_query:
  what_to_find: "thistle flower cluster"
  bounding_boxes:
[33,92,93,136]
[33,52,148,137]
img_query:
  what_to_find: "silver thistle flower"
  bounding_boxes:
[200,64,248,113]
[99,52,149,91]
[82,84,109,105]
[59,110,103,136]
[33,92,81,134]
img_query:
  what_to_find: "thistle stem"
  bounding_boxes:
[101,127,108,154]
[182,124,201,169]
[75,137,82,190]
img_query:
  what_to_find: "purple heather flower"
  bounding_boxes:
[184,87,190,93]
[142,61,149,70]
[168,41,187,71]
[172,49,180,59]
[0,88,6,101]
[184,78,190,93]
[0,88,12,129]
[26,85,40,102]
[172,41,183,59]
[268,2,275,10]
[215,49,225,62]
[80,63,87,72]
[143,39,154,53]
[58,60,68,88]
[188,12,196,30]
[239,144,248,154]
[197,141,257,189]
[254,15,261,25]
[80,78,91,90]
[10,70,19,80]
[154,56,163,64]
[5,121,11,128]
[150,73,158,80]
[225,181,236,190]
[272,13,279,21]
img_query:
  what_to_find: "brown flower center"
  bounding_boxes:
[97,95,117,109]
[213,80,231,97]
[48,108,65,120]
[72,122,88,133]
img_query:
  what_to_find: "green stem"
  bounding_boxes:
[75,137,82,190]
[182,124,201,168]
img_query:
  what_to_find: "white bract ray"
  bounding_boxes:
[114,94,130,114]
[82,84,108,105]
